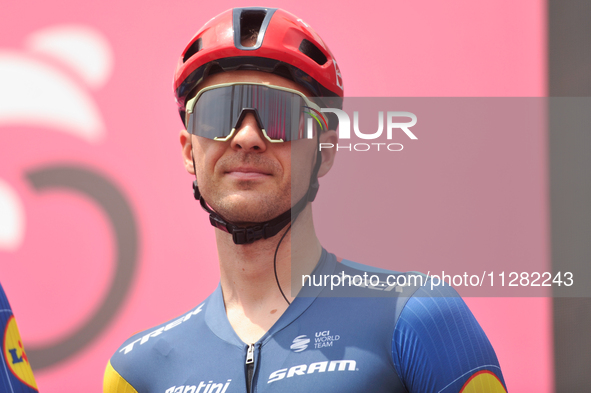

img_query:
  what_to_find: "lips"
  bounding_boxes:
[224,166,272,180]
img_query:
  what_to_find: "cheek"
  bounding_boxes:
[191,137,222,181]
[288,141,317,185]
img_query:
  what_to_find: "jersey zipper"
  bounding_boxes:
[245,343,255,393]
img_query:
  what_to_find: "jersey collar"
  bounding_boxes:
[204,249,337,348]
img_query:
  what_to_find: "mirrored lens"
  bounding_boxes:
[187,85,310,142]
[188,87,235,139]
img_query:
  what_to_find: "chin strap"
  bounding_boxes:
[192,146,322,245]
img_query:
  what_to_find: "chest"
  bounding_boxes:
[147,300,405,393]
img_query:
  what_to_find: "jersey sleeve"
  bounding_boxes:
[391,283,507,393]
[103,360,139,393]
[0,282,39,393]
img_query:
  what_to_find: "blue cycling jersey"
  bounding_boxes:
[105,250,507,392]
[0,282,38,393]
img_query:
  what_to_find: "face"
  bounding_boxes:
[180,70,336,225]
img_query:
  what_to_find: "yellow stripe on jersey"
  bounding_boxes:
[3,315,38,390]
[103,360,139,393]
[460,370,507,393]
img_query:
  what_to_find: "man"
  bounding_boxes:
[104,7,507,392]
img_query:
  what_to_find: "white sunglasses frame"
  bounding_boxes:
[184,82,327,143]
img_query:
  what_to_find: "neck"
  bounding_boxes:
[216,204,321,310]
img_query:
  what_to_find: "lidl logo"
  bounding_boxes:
[459,370,506,393]
[3,315,38,390]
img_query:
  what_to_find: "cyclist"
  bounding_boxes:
[105,7,507,392]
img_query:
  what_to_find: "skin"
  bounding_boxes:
[180,70,338,344]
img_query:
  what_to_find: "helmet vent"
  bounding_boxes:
[299,39,327,65]
[240,10,266,47]
[183,38,202,63]
[233,8,276,50]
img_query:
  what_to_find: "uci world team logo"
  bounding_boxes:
[3,316,38,390]
[290,335,310,353]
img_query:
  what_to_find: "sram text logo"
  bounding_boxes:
[268,360,357,383]
[120,304,204,354]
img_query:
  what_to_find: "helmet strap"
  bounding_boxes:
[190,137,322,245]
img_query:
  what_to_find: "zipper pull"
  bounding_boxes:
[246,343,255,365]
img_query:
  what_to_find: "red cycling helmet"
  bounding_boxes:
[176,7,342,245]
[173,7,344,125]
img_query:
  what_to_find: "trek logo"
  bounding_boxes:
[120,304,204,354]
[314,330,340,349]
[333,60,343,90]
[2,316,38,390]
[290,335,310,352]
[165,379,231,393]
[268,360,357,383]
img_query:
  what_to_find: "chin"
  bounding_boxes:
[215,198,289,224]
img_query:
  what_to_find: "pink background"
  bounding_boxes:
[0,0,548,392]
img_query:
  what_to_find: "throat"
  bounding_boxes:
[225,300,289,344]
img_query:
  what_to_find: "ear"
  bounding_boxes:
[180,129,195,174]
[317,129,338,178]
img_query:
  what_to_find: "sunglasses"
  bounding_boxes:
[185,82,328,143]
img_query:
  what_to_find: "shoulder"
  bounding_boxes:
[326,256,507,392]
[115,302,205,357]
[104,302,206,393]
[391,279,507,392]
[328,257,430,299]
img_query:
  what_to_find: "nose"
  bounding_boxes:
[230,111,267,152]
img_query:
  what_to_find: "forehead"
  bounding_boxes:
[196,70,313,97]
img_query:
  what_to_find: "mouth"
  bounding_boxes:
[224,166,272,180]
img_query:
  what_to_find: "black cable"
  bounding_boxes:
[190,118,322,304]
[273,214,297,305]
[271,127,321,306]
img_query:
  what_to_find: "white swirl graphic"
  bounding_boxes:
[26,25,114,89]
[0,25,112,252]
[0,179,25,251]
[290,335,310,352]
